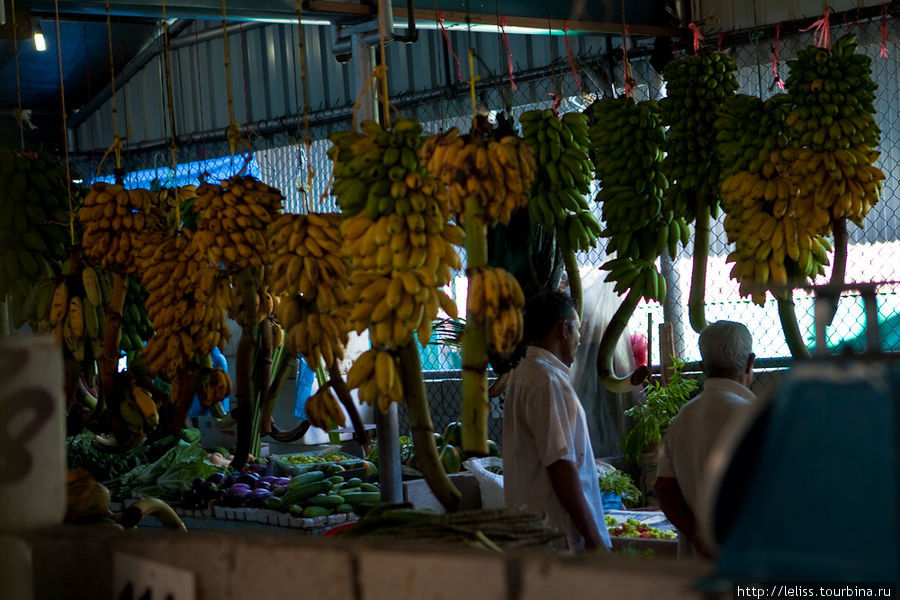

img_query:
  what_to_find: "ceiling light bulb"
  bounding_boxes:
[33,31,47,52]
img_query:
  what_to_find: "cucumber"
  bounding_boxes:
[306,493,346,508]
[343,477,363,489]
[327,475,345,485]
[341,491,381,506]
[287,470,326,489]
[359,482,379,493]
[303,505,332,518]
[289,504,304,517]
[335,503,354,513]
[280,480,332,506]
[263,496,283,511]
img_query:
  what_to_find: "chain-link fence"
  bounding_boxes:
[71,14,900,451]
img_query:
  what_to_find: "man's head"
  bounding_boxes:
[524,291,580,366]
[699,320,755,386]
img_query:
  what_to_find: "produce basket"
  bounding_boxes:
[270,451,378,481]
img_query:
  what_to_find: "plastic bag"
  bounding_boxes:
[463,456,505,509]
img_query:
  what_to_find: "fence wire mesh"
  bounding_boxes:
[71,16,900,452]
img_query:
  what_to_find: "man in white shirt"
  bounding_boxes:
[503,291,611,552]
[655,320,757,558]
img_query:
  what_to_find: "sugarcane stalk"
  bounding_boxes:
[328,361,369,449]
[777,293,810,360]
[398,340,461,512]
[100,272,128,410]
[598,286,650,393]
[688,197,711,334]
[460,196,490,457]
[559,234,582,318]
[248,319,272,459]
[231,267,261,471]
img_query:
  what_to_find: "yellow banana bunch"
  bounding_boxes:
[345,348,403,414]
[419,118,536,225]
[191,175,284,268]
[117,384,159,434]
[44,268,108,363]
[304,387,346,430]
[466,266,524,358]
[78,183,158,272]
[276,296,348,371]
[196,367,232,409]
[136,230,232,378]
[267,212,346,311]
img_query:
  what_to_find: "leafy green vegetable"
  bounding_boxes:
[66,432,148,481]
[111,440,223,501]
[597,469,643,507]
[620,358,699,465]
[366,436,415,465]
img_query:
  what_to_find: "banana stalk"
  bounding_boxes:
[822,218,848,328]
[328,361,370,449]
[231,267,262,471]
[598,286,650,392]
[248,318,273,459]
[167,367,200,433]
[559,234,583,318]
[777,294,810,360]
[460,195,490,457]
[259,345,293,436]
[100,272,128,410]
[688,198,711,333]
[399,340,461,512]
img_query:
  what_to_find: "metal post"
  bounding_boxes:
[351,22,402,502]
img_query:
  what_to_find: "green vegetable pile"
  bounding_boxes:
[597,469,643,508]
[280,453,356,464]
[66,432,148,481]
[605,515,677,540]
[110,437,223,501]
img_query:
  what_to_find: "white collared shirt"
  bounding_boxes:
[502,346,611,551]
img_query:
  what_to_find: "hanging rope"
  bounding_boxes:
[221,0,243,156]
[621,24,633,99]
[10,0,26,150]
[193,25,208,159]
[438,11,464,82]
[880,5,890,58]
[53,0,75,246]
[467,48,480,117]
[161,0,179,173]
[562,21,583,95]
[499,16,516,91]
[688,22,704,54]
[376,0,391,130]
[772,23,785,90]
[104,0,123,170]
[295,0,314,211]
[801,8,832,49]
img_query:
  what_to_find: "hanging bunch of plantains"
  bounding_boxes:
[518,109,602,315]
[661,50,739,333]
[420,115,535,459]
[191,175,285,469]
[268,211,366,443]
[330,118,465,511]
[716,94,827,358]
[0,150,71,329]
[780,34,884,333]
[589,96,687,391]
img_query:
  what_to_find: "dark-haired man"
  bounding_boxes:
[502,291,611,552]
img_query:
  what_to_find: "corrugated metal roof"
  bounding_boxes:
[71,21,617,151]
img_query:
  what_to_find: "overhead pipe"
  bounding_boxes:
[330,0,417,59]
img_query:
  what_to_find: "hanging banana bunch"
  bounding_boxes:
[419,115,534,457]
[135,230,232,380]
[519,109,602,314]
[661,49,739,332]
[0,149,71,328]
[333,119,463,414]
[332,117,465,512]
[590,96,679,391]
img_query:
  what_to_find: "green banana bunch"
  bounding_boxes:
[782,34,884,229]
[328,118,424,219]
[120,274,155,358]
[714,94,792,179]
[0,149,73,324]
[661,50,739,219]
[519,109,601,252]
[590,96,684,303]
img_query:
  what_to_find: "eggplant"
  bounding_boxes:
[207,472,227,486]
[254,481,272,492]
[258,475,282,486]
[247,463,267,475]
[243,488,273,507]
[234,473,260,487]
